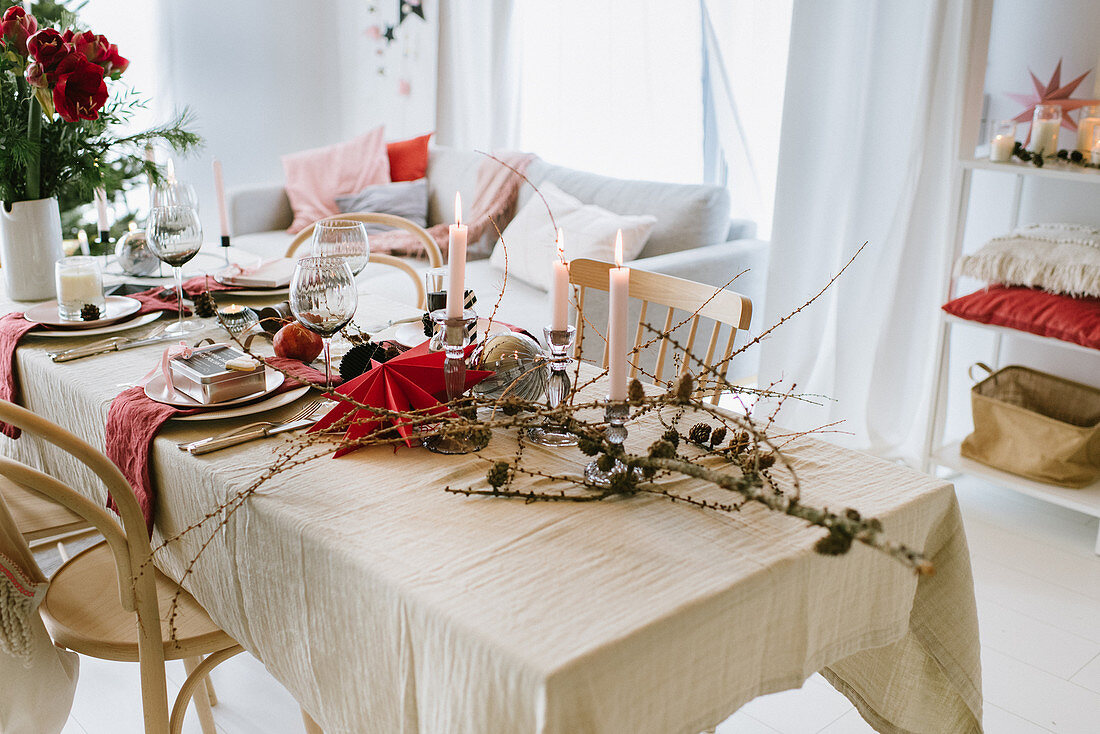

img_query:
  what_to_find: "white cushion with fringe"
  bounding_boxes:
[956,223,1100,297]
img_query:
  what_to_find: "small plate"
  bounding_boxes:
[144,366,284,408]
[174,385,311,421]
[24,311,163,338]
[25,296,142,329]
[392,318,511,348]
[214,287,290,298]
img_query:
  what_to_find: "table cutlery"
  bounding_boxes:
[183,399,327,454]
[50,330,178,362]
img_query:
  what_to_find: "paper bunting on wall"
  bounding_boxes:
[1007,59,1099,132]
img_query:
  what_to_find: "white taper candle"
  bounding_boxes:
[608,229,629,401]
[447,192,468,318]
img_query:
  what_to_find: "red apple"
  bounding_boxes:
[273,322,323,362]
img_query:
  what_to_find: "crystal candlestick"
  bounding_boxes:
[526,325,578,446]
[584,399,641,487]
[424,308,487,454]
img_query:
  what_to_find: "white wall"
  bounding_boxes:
[941,0,1100,442]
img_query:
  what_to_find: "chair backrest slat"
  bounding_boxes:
[568,258,753,404]
[285,213,443,267]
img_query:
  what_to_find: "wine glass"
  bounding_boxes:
[310,219,370,275]
[152,180,199,210]
[147,205,204,335]
[289,257,358,388]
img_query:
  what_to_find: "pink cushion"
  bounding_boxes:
[282,127,391,233]
[942,284,1100,349]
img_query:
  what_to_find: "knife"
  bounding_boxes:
[50,333,179,362]
[188,418,316,455]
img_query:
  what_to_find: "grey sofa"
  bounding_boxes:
[228,147,769,376]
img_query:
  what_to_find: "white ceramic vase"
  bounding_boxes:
[0,196,64,301]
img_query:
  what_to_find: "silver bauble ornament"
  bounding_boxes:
[114,230,160,276]
[472,332,548,402]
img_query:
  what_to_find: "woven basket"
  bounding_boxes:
[960,363,1100,488]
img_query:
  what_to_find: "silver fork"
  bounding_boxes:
[177,399,326,452]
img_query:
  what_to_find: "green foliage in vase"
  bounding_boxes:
[0,0,201,227]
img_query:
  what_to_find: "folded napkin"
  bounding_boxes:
[105,357,336,533]
[182,259,295,297]
[0,289,183,440]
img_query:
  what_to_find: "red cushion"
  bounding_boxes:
[386,133,432,182]
[942,285,1100,349]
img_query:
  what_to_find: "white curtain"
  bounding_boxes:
[758,0,976,460]
[435,0,521,151]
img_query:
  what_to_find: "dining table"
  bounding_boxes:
[0,274,983,734]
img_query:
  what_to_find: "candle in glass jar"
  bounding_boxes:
[607,230,629,402]
[1092,142,1100,166]
[55,256,105,320]
[551,228,569,331]
[990,134,1015,162]
[1029,119,1060,157]
[1077,106,1100,152]
[446,192,468,318]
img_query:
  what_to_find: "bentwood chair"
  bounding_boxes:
[568,258,753,404]
[0,400,242,734]
[285,212,444,309]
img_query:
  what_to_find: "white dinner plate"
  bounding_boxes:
[144,366,284,408]
[214,287,290,298]
[174,385,312,421]
[25,296,141,329]
[392,318,511,348]
[24,311,163,338]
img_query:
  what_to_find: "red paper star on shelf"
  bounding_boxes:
[309,340,493,457]
[1007,59,1100,132]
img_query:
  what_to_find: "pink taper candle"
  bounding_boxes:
[212,158,230,238]
[93,188,109,233]
[446,192,468,317]
[551,228,569,331]
[607,229,629,401]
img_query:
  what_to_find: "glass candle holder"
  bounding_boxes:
[424,308,488,454]
[989,120,1017,163]
[55,256,105,321]
[1077,104,1100,153]
[1091,126,1100,166]
[1028,104,1061,157]
[526,325,578,446]
[583,399,643,488]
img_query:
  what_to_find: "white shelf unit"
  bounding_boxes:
[921,2,1100,554]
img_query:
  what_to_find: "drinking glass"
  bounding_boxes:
[147,205,204,335]
[289,257,358,388]
[152,180,199,210]
[310,220,370,275]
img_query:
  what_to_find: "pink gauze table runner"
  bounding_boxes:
[0,289,182,439]
[105,357,334,533]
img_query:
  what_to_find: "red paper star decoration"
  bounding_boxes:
[309,340,493,457]
[1008,59,1100,132]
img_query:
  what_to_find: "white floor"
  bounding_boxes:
[58,474,1100,734]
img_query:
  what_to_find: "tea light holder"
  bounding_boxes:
[1028,104,1061,157]
[583,399,642,487]
[989,120,1016,163]
[424,308,487,454]
[526,325,578,446]
[54,256,105,321]
[216,304,259,336]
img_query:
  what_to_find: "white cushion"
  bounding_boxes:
[489,182,656,292]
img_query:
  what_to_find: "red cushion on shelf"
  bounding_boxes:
[942,285,1100,349]
[386,133,432,182]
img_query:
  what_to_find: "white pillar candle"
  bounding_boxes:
[213,158,230,238]
[446,192,468,318]
[551,228,569,331]
[607,229,629,402]
[1077,115,1100,152]
[1029,119,1060,156]
[57,269,103,303]
[94,188,109,234]
[989,134,1015,162]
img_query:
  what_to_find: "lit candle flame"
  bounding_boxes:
[128,221,137,232]
[76,229,88,244]
[165,158,176,184]
[454,192,463,226]
[557,227,565,262]
[614,229,623,268]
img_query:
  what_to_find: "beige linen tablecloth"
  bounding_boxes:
[0,289,982,734]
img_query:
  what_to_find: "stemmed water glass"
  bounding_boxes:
[310,220,370,275]
[289,257,358,388]
[147,205,204,335]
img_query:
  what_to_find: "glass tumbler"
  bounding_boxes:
[989,120,1016,163]
[1028,104,1061,157]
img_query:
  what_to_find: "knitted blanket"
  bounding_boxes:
[957,223,1100,297]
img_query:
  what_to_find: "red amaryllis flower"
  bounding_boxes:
[61,29,127,79]
[1,7,37,56]
[27,28,72,83]
[52,54,107,122]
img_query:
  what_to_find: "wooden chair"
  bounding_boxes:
[0,475,89,545]
[0,400,242,734]
[568,258,753,404]
[285,213,444,309]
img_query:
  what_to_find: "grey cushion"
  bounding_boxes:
[335,179,429,234]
